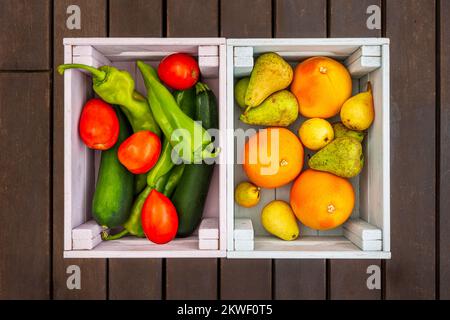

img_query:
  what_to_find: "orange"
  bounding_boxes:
[243,128,304,189]
[290,169,354,230]
[291,56,352,119]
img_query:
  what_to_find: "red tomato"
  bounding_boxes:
[79,98,119,150]
[158,53,200,90]
[118,130,161,174]
[141,190,178,244]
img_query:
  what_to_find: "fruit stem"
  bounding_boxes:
[327,204,336,213]
[367,81,372,93]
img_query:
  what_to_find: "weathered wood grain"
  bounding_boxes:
[440,0,450,300]
[273,0,327,301]
[166,259,218,299]
[385,0,436,299]
[327,0,383,300]
[330,0,382,37]
[220,259,272,299]
[107,0,164,300]
[109,0,163,37]
[164,0,218,300]
[52,0,108,299]
[220,0,272,38]
[108,259,162,299]
[0,0,50,70]
[274,260,326,300]
[0,73,51,299]
[274,0,326,38]
[167,0,218,37]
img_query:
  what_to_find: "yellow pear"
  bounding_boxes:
[261,200,299,241]
[340,82,375,131]
[235,181,260,208]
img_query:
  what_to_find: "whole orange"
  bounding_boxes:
[290,169,355,230]
[291,56,352,118]
[243,128,304,189]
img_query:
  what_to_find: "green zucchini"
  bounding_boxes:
[171,83,218,237]
[173,87,196,119]
[92,107,134,228]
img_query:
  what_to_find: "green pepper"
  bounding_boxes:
[163,164,185,198]
[136,61,218,163]
[57,64,161,136]
[101,169,172,240]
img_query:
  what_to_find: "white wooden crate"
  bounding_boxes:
[63,38,227,258]
[226,38,391,259]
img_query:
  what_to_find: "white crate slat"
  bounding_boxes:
[234,46,253,57]
[199,56,219,78]
[73,45,112,66]
[72,220,105,240]
[346,56,381,78]
[198,45,219,56]
[345,45,381,66]
[72,234,102,250]
[344,229,382,251]
[234,240,254,251]
[234,56,253,77]
[234,219,254,240]
[199,239,219,250]
[344,218,382,240]
[199,218,219,239]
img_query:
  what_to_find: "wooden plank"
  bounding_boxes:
[0,0,50,70]
[109,0,163,36]
[165,0,218,300]
[53,0,108,299]
[220,0,273,300]
[440,0,450,300]
[0,73,50,299]
[327,0,383,300]
[166,259,218,299]
[220,259,272,299]
[274,260,326,300]
[167,0,218,37]
[220,0,272,37]
[385,0,436,299]
[274,0,327,301]
[107,0,164,300]
[329,260,381,300]
[274,0,326,37]
[109,259,162,300]
[329,0,382,37]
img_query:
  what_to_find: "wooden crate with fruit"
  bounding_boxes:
[227,38,390,259]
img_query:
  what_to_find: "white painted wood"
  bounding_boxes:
[234,46,253,57]
[198,56,219,78]
[64,44,73,251]
[346,56,381,78]
[199,239,219,250]
[199,218,219,239]
[73,45,111,66]
[344,229,382,251]
[198,45,219,56]
[234,240,254,251]
[72,220,105,240]
[72,234,102,250]
[226,44,235,251]
[234,219,254,240]
[234,56,253,77]
[344,218,382,240]
[345,45,381,66]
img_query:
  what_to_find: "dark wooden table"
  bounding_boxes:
[0,0,447,300]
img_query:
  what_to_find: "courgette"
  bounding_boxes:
[92,107,134,228]
[171,83,218,237]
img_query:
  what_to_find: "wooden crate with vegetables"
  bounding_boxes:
[227,38,391,259]
[62,38,226,258]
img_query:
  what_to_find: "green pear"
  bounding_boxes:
[245,52,293,108]
[261,200,299,241]
[333,122,365,142]
[308,137,364,178]
[240,90,298,127]
[234,77,250,108]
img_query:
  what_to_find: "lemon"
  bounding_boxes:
[261,200,299,241]
[298,118,334,151]
[235,181,260,208]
